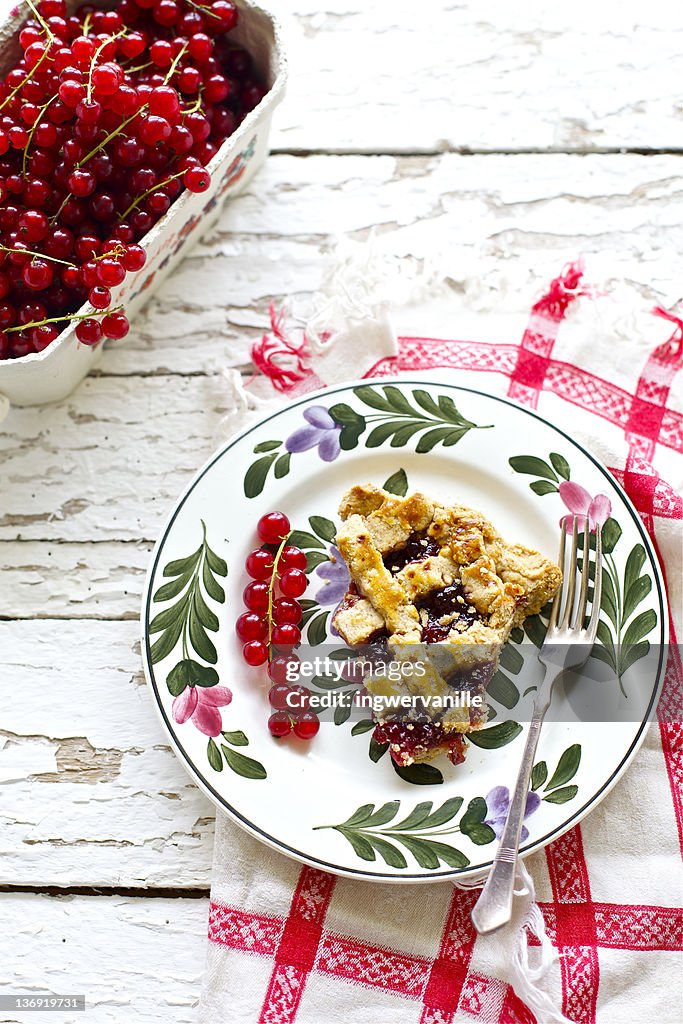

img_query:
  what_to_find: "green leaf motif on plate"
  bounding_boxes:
[594,539,657,691]
[531,760,548,791]
[167,660,219,695]
[315,793,490,870]
[243,386,488,496]
[549,452,571,480]
[207,737,223,773]
[486,671,521,709]
[309,515,337,543]
[509,454,561,494]
[383,468,409,496]
[150,526,266,781]
[392,761,444,786]
[543,785,579,805]
[351,385,487,454]
[244,453,280,499]
[351,719,375,736]
[253,440,282,454]
[150,521,226,672]
[467,721,523,749]
[369,738,389,763]
[221,744,267,780]
[328,403,366,450]
[545,744,581,790]
[222,730,249,746]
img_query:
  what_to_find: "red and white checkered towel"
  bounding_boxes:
[201,260,683,1024]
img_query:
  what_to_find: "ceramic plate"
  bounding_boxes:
[141,375,667,881]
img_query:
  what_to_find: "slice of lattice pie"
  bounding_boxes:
[331,484,562,767]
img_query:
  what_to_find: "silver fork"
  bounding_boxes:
[471,517,603,935]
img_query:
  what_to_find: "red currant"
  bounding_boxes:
[149,39,173,67]
[243,580,269,614]
[257,511,291,545]
[75,318,102,346]
[280,545,307,571]
[268,684,292,711]
[101,313,130,340]
[31,324,59,351]
[279,569,307,599]
[88,285,111,309]
[289,685,312,711]
[121,241,145,270]
[148,85,180,120]
[245,548,275,580]
[184,165,211,193]
[92,62,122,97]
[243,640,268,667]
[267,655,300,684]
[23,259,54,291]
[97,258,126,287]
[68,168,96,197]
[271,624,301,647]
[293,712,320,740]
[273,598,302,625]
[188,33,213,62]
[267,712,292,738]
[236,612,267,643]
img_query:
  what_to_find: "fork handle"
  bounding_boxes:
[471,696,551,935]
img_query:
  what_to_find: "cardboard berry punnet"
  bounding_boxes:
[0,0,286,414]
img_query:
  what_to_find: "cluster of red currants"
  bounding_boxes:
[237,511,321,742]
[0,0,266,360]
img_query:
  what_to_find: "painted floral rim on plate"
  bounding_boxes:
[141,378,667,881]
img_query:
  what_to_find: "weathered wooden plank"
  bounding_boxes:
[0,542,151,619]
[1,892,206,1023]
[269,0,683,154]
[0,619,216,888]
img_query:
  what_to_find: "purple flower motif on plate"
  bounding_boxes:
[559,481,611,533]
[285,406,342,462]
[315,545,350,607]
[485,785,541,843]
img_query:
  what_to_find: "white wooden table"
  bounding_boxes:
[2,1,682,1019]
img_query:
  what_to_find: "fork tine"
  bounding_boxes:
[585,523,603,643]
[560,517,579,629]
[547,518,567,632]
[571,516,591,630]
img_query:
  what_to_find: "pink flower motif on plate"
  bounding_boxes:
[559,481,611,532]
[172,685,233,737]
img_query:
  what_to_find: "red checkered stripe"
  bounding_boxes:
[256,867,337,1024]
[207,884,683,1020]
[367,344,683,460]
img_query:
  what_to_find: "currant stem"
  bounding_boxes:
[267,535,290,654]
[0,42,50,113]
[188,1,222,20]
[118,171,185,221]
[163,43,189,85]
[25,0,56,43]
[0,244,76,268]
[86,31,125,103]
[4,305,123,333]
[93,243,127,262]
[22,95,58,178]
[181,94,204,116]
[76,108,141,168]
